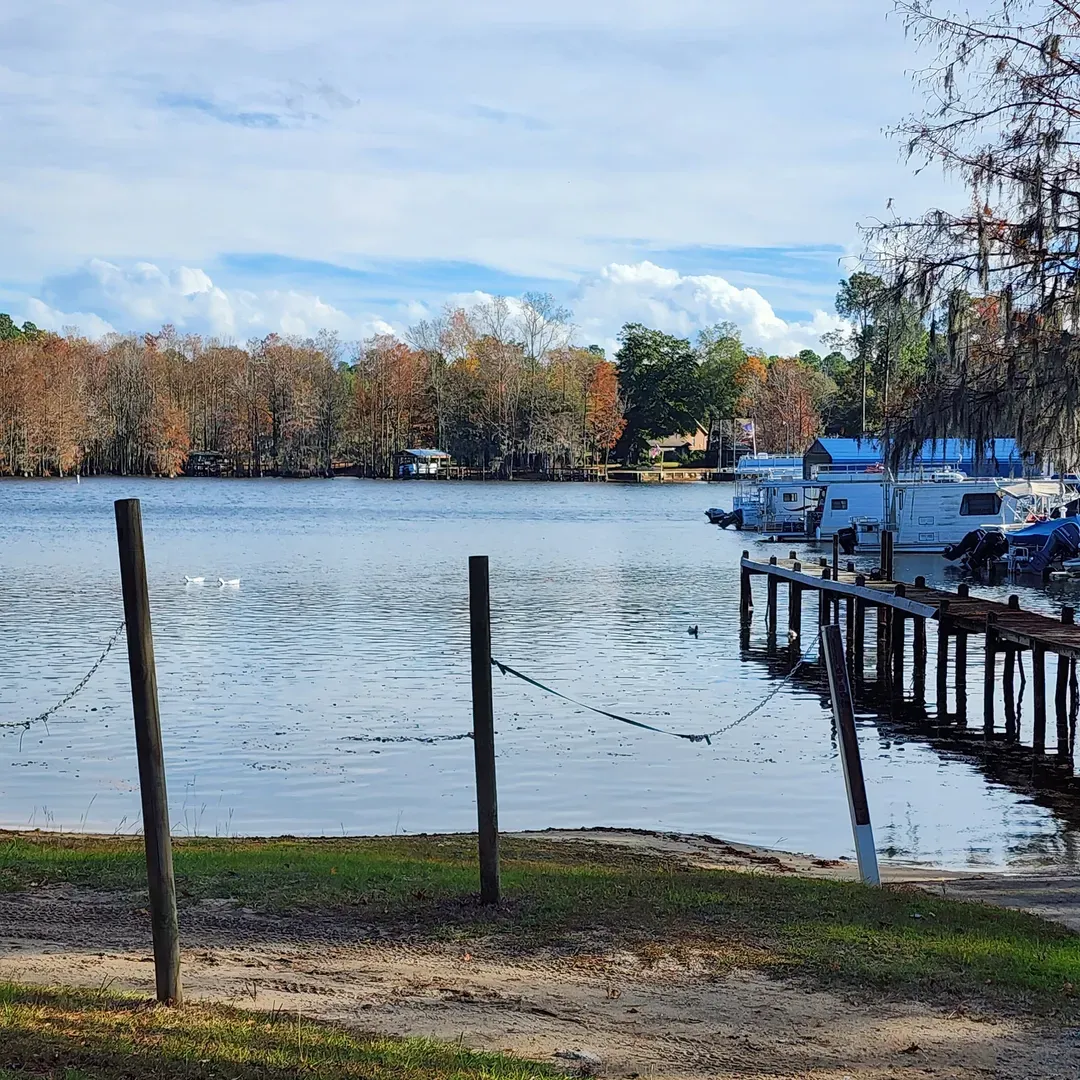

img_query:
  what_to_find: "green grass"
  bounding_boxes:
[0,982,557,1079]
[1,832,1079,1016]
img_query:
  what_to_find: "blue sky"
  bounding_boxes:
[0,0,960,353]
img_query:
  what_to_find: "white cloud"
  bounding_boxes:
[11,257,841,355]
[21,259,395,341]
[572,261,847,355]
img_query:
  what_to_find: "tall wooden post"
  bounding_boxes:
[740,551,753,632]
[1003,646,1017,740]
[114,499,182,1006]
[469,555,500,905]
[819,568,832,628]
[955,588,969,722]
[851,574,866,667]
[891,584,906,697]
[936,600,950,721]
[821,624,880,886]
[832,533,840,578]
[1057,608,1074,755]
[766,557,778,639]
[912,615,927,706]
[983,612,998,736]
[789,562,802,647]
[1033,644,1047,755]
[882,530,895,582]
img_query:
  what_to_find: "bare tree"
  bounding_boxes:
[869,1,1080,465]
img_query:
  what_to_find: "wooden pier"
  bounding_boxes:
[740,538,1080,757]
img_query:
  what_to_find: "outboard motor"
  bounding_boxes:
[836,526,857,555]
[705,508,744,529]
[943,528,985,563]
[967,530,1008,571]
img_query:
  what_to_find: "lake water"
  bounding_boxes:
[2,477,1080,871]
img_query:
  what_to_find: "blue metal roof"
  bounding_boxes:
[403,448,450,458]
[909,439,1024,466]
[809,437,1027,471]
[807,438,882,465]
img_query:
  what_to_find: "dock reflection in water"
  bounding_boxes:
[0,477,1078,871]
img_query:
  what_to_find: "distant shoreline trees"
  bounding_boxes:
[0,281,899,478]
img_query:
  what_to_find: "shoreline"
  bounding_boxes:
[6,824,1078,928]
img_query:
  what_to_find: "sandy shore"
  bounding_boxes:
[0,826,1078,1078]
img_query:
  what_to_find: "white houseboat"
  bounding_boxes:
[854,478,1075,553]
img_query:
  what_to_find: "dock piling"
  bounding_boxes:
[789,562,803,647]
[891,584,906,696]
[766,557,779,639]
[853,575,867,681]
[983,613,998,735]
[936,600,950,719]
[740,550,753,632]
[1058,608,1074,755]
[1033,644,1047,754]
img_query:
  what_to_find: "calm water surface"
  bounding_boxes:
[2,477,1080,871]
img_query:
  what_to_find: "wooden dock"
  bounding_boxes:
[740,535,1080,757]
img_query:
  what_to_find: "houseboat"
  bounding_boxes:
[706,453,801,530]
[855,478,1076,554]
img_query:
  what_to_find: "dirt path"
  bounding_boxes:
[1,830,1079,1078]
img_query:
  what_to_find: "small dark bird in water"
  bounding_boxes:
[688,625,699,637]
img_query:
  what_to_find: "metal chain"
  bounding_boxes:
[3,621,126,732]
[342,732,472,745]
[697,638,821,743]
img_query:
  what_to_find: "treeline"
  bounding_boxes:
[0,277,927,478]
[0,296,624,478]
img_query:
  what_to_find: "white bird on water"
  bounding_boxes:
[219,577,241,588]
[185,576,205,584]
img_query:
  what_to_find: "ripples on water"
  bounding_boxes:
[2,477,1080,871]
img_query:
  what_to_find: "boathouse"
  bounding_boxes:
[396,448,450,478]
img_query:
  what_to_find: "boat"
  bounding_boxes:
[944,516,1080,575]
[858,478,1078,554]
[705,453,801,530]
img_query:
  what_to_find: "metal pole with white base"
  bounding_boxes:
[821,623,880,886]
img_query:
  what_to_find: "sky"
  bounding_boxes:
[0,0,962,355]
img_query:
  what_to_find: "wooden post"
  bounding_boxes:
[789,562,802,647]
[853,575,866,682]
[832,533,840,577]
[789,550,798,561]
[740,551,753,631]
[114,499,182,1006]
[469,555,500,905]
[882,530,895,582]
[936,600,950,720]
[891,584,906,696]
[821,624,880,887]
[1033,644,1047,754]
[819,568,831,629]
[767,557,778,639]
[955,623,968,723]
[1003,646,1017,740]
[913,611,927,706]
[983,612,998,736]
[1057,608,1074,755]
